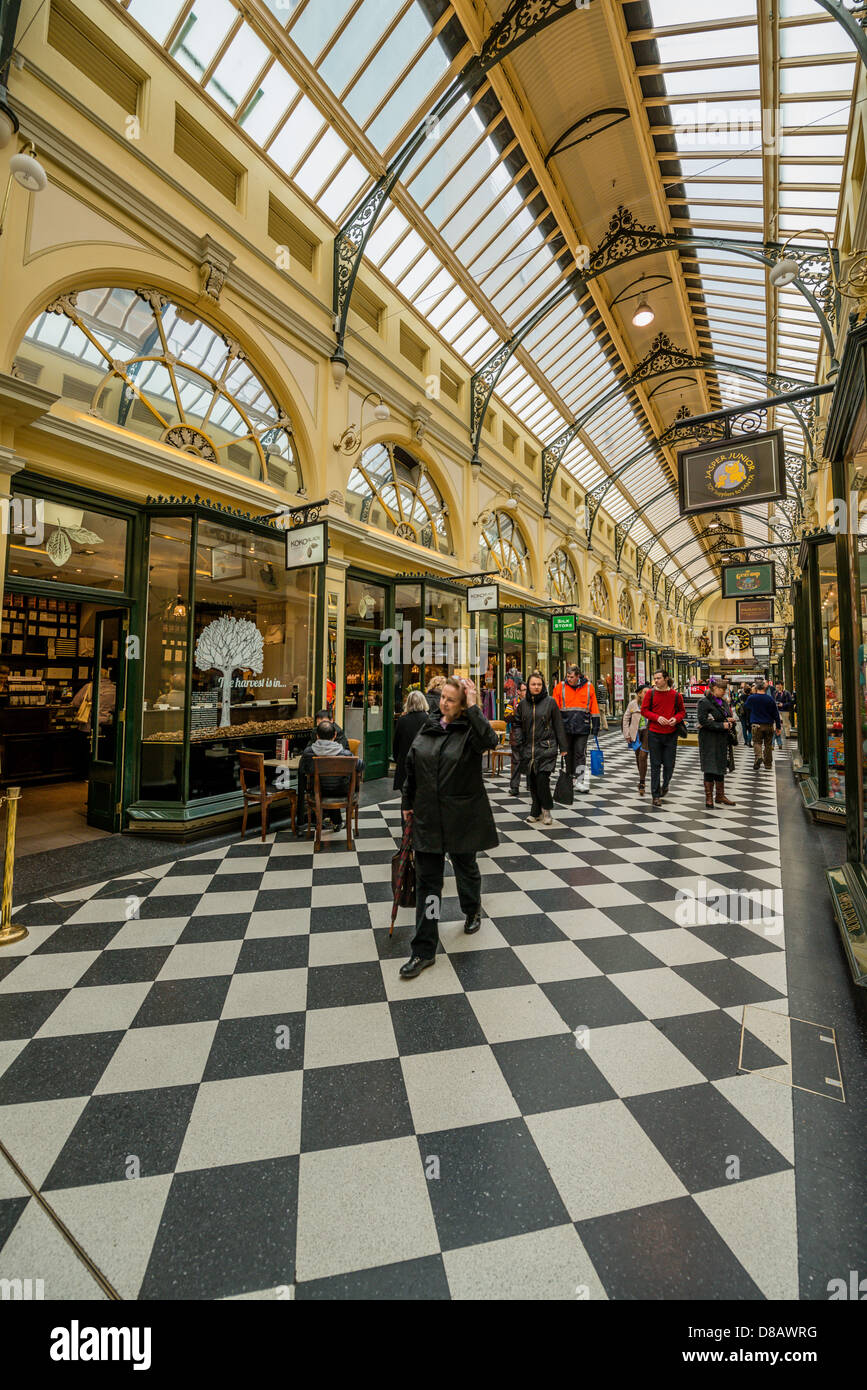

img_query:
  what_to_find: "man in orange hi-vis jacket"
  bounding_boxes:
[551,665,600,793]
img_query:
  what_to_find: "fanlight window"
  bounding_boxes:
[547,548,578,605]
[346,443,451,553]
[479,511,531,587]
[639,599,650,633]
[589,573,610,618]
[655,611,664,641]
[18,288,301,491]
[618,590,633,629]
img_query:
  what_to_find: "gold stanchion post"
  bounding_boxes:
[0,787,26,947]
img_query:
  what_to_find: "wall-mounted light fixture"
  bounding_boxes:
[333,391,389,456]
[472,492,519,529]
[0,141,47,237]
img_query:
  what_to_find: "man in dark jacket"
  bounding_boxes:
[551,666,600,792]
[513,672,568,826]
[316,709,349,750]
[745,681,781,772]
[400,676,498,978]
[298,720,364,834]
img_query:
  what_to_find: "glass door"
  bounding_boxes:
[343,636,388,780]
[87,610,127,831]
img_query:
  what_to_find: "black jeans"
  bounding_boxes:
[411,850,481,960]
[509,748,523,795]
[648,731,679,799]
[565,730,589,775]
[529,764,553,817]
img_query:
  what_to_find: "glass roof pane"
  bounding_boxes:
[128,0,184,43]
[206,24,269,113]
[169,0,237,79]
[239,64,299,143]
[780,22,846,59]
[656,28,758,63]
[343,6,431,131]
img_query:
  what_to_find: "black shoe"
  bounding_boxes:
[399,955,435,979]
[753,762,761,771]
[464,910,482,935]
[652,797,663,808]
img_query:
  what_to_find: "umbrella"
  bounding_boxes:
[390,811,415,935]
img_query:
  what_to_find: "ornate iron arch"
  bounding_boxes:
[331,0,581,367]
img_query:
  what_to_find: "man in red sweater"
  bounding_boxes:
[551,665,600,793]
[640,670,686,807]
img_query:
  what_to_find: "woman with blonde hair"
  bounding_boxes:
[425,673,446,717]
[392,688,431,791]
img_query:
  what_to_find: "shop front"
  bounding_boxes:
[815,318,867,985]
[2,478,321,842]
[793,533,848,826]
[598,635,626,717]
[626,637,648,695]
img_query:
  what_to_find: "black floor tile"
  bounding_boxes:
[310,905,372,933]
[418,1118,569,1251]
[0,988,68,1040]
[0,1032,124,1103]
[305,962,385,1011]
[576,935,662,974]
[43,1085,199,1190]
[541,977,646,1031]
[625,1083,791,1192]
[132,977,232,1029]
[31,922,125,955]
[204,1012,306,1080]
[295,1254,450,1301]
[178,915,249,944]
[388,994,486,1055]
[673,959,785,1008]
[76,947,173,988]
[575,1197,764,1300]
[652,1010,778,1081]
[300,1059,413,1151]
[447,948,534,992]
[139,1157,299,1299]
[236,936,309,973]
[492,1034,616,1113]
[491,914,568,948]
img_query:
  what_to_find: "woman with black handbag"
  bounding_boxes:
[398,676,499,979]
[514,671,568,826]
[697,677,737,809]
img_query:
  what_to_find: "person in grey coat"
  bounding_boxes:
[697,677,737,809]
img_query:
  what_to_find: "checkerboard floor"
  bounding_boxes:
[0,740,805,1299]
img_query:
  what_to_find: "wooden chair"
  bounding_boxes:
[306,755,360,852]
[239,749,296,842]
[487,719,508,775]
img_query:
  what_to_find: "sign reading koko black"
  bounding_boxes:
[677,429,786,517]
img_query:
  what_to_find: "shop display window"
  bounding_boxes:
[580,630,596,683]
[818,542,845,803]
[393,582,422,718]
[524,614,549,684]
[346,577,386,633]
[7,492,128,592]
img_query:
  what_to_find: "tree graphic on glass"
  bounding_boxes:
[194,617,264,728]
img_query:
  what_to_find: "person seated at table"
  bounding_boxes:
[297,719,364,835]
[315,708,349,750]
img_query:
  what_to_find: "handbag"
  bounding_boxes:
[554,756,574,805]
[676,693,689,738]
[628,736,642,752]
[589,736,604,777]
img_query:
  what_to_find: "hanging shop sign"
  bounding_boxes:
[721,562,776,599]
[285,521,327,570]
[467,583,499,613]
[736,597,775,624]
[552,613,576,633]
[678,429,786,517]
[628,638,645,652]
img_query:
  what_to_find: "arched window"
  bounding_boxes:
[346,442,451,553]
[479,511,531,587]
[639,598,650,634]
[18,287,301,491]
[546,548,578,605]
[667,620,675,644]
[655,611,664,641]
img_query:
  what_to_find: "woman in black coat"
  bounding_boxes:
[697,677,737,810]
[392,690,430,791]
[513,671,567,827]
[399,676,498,979]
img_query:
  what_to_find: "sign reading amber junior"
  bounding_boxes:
[677,429,786,517]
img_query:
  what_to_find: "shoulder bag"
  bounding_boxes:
[553,755,574,805]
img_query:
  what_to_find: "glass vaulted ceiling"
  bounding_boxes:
[118,0,855,593]
[639,0,855,466]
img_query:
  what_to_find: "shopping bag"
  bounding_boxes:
[589,736,604,777]
[628,736,641,752]
[553,757,573,806]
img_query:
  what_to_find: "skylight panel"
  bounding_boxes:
[169,0,237,80]
[318,157,370,221]
[287,0,359,59]
[127,0,184,44]
[206,24,269,113]
[656,28,758,64]
[780,21,847,59]
[662,65,760,96]
[239,64,299,144]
